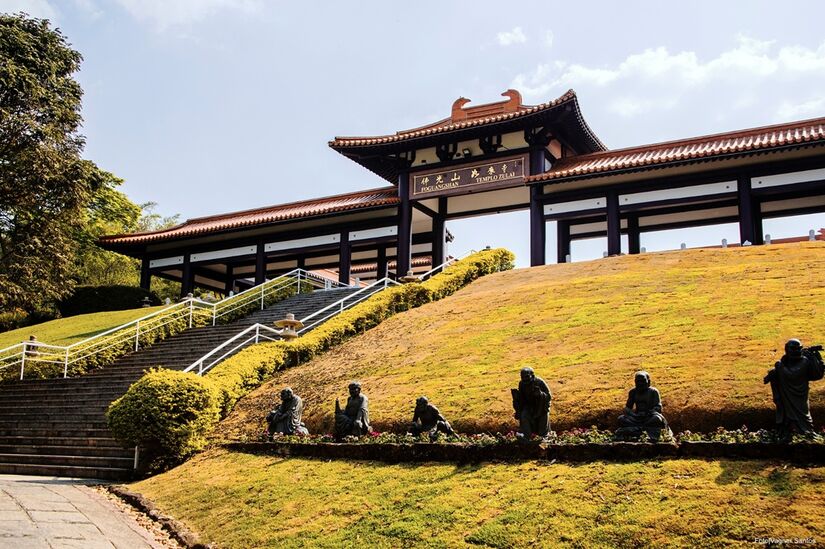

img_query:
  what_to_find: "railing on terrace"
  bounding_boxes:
[182,248,480,377]
[0,269,347,381]
[184,277,402,376]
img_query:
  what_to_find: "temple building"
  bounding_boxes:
[100,89,825,297]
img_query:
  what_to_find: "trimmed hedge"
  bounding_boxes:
[107,369,221,472]
[58,285,161,317]
[109,248,514,468]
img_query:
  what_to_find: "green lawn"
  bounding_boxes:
[132,449,825,548]
[0,306,165,350]
[217,242,825,438]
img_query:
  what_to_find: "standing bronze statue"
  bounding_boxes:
[764,339,824,442]
[615,371,672,441]
[266,387,309,437]
[334,381,371,439]
[408,396,454,440]
[511,367,551,439]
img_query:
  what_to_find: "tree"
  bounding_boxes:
[0,13,122,313]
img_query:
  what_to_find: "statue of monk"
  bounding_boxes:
[764,339,825,442]
[334,381,371,439]
[511,367,551,439]
[408,396,454,440]
[615,371,671,441]
[266,387,309,437]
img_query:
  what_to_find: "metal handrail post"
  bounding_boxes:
[260,283,265,310]
[188,300,194,328]
[19,345,25,381]
[212,304,217,327]
[254,325,260,344]
[297,271,302,294]
[63,348,69,378]
[134,321,140,352]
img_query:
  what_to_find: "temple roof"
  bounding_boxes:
[100,187,399,248]
[329,89,606,182]
[529,115,825,184]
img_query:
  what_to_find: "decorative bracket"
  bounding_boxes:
[479,134,502,155]
[435,143,458,162]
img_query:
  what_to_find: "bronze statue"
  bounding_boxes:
[511,367,551,438]
[334,381,370,439]
[764,339,824,442]
[408,396,454,440]
[615,371,671,441]
[266,387,308,437]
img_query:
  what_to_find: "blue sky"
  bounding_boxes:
[5,0,825,265]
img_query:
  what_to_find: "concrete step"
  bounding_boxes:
[0,452,132,468]
[0,444,133,458]
[0,436,122,448]
[0,462,133,480]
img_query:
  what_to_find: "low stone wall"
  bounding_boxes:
[224,441,825,463]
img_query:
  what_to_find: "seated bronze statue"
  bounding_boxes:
[764,339,824,442]
[615,371,672,441]
[266,387,309,437]
[334,381,371,439]
[408,396,454,440]
[511,367,551,439]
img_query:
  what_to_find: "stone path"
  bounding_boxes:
[0,475,175,548]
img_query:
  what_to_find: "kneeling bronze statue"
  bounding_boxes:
[615,371,672,442]
[334,381,371,439]
[408,396,454,440]
[266,387,309,437]
[764,339,824,442]
[511,367,551,439]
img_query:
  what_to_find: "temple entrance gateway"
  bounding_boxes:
[101,89,825,296]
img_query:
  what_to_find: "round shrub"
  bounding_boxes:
[107,368,221,471]
[58,285,160,317]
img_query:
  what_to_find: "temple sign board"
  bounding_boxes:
[411,154,528,199]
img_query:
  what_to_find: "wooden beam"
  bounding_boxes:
[556,220,571,264]
[254,241,266,285]
[397,172,412,277]
[139,257,151,290]
[338,231,351,285]
[627,215,641,255]
[180,254,193,298]
[606,191,621,255]
[529,147,547,267]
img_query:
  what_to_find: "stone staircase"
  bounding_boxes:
[0,287,359,480]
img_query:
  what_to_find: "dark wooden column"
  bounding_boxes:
[224,265,234,295]
[376,245,388,279]
[297,257,306,270]
[180,254,194,298]
[529,147,547,267]
[606,190,621,256]
[432,197,447,268]
[627,215,641,255]
[737,176,764,245]
[338,231,351,285]
[556,220,571,264]
[254,241,266,285]
[139,257,151,290]
[397,171,413,277]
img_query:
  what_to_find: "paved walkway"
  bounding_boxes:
[0,475,168,548]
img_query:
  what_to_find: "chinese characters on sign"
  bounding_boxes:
[411,155,527,199]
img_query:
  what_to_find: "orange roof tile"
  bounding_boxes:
[330,89,603,149]
[530,116,825,183]
[100,187,399,246]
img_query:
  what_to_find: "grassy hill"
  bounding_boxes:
[133,449,825,548]
[217,242,825,437]
[0,305,164,349]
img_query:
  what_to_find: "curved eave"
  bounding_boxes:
[330,93,606,183]
[528,141,825,187]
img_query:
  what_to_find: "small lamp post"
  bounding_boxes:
[399,270,420,284]
[275,313,304,340]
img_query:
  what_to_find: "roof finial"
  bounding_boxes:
[451,97,471,122]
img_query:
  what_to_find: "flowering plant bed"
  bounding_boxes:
[223,425,825,463]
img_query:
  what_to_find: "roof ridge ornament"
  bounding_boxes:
[450,89,523,123]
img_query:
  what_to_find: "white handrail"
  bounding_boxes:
[1,268,345,381]
[184,277,403,376]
